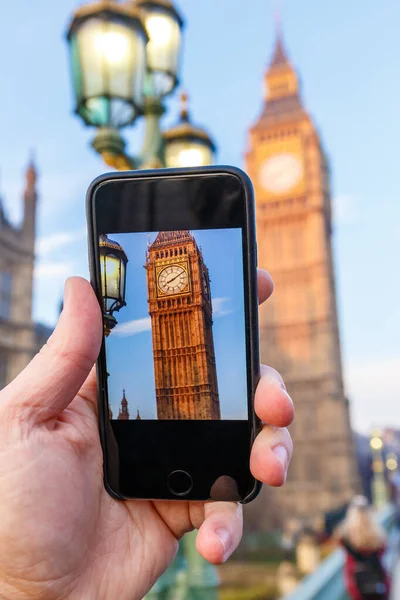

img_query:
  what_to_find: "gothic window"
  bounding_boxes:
[179,248,182,255]
[193,364,199,385]
[156,252,159,259]
[0,272,12,320]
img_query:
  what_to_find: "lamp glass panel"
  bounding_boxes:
[76,17,146,126]
[120,260,126,302]
[100,254,107,298]
[105,254,121,301]
[142,8,181,96]
[70,34,83,102]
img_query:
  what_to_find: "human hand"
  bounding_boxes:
[0,271,293,600]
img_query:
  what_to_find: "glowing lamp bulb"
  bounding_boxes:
[177,148,205,167]
[370,436,383,450]
[146,15,173,46]
[94,31,129,66]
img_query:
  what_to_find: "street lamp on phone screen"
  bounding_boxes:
[99,234,128,337]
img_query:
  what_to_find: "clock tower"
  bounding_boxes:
[245,31,359,525]
[146,230,221,420]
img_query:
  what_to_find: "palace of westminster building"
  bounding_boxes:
[0,160,52,390]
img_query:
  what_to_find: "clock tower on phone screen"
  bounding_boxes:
[245,30,359,526]
[146,230,221,420]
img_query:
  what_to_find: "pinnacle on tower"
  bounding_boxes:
[23,151,38,236]
[25,151,37,194]
[270,32,289,68]
[259,6,302,117]
[180,91,189,122]
[118,389,130,420]
[269,0,289,67]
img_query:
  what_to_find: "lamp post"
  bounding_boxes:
[66,2,219,598]
[99,233,128,336]
[370,429,388,509]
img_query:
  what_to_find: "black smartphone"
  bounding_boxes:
[86,166,261,503]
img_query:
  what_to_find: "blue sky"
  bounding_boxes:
[106,229,247,419]
[0,1,399,431]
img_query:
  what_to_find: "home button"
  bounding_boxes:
[167,470,193,497]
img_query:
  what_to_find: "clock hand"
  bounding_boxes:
[166,272,183,285]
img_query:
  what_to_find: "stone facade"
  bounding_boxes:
[245,33,359,528]
[0,160,52,390]
[146,230,220,420]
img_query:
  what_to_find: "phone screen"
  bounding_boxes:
[104,227,247,422]
[88,169,260,502]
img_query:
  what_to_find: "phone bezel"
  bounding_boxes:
[86,166,262,504]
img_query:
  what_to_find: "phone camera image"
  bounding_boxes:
[100,228,248,423]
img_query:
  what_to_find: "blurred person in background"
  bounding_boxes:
[336,496,390,600]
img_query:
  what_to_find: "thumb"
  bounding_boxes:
[2,277,102,425]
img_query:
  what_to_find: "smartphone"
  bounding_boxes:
[86,166,261,503]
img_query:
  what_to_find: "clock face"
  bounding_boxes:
[259,152,303,194]
[158,265,188,295]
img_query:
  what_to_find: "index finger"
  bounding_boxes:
[258,269,274,305]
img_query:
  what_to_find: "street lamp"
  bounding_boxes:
[66,2,219,597]
[67,0,216,171]
[369,429,388,509]
[99,233,128,336]
[386,453,398,472]
[164,92,216,168]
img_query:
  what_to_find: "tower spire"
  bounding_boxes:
[25,149,37,194]
[23,150,38,237]
[118,389,130,420]
[270,0,288,67]
[260,2,303,112]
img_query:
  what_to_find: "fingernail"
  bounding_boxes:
[64,279,72,305]
[215,528,231,557]
[273,445,289,471]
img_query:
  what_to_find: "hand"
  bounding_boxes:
[0,271,294,600]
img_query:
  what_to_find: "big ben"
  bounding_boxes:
[146,230,221,420]
[245,31,359,524]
